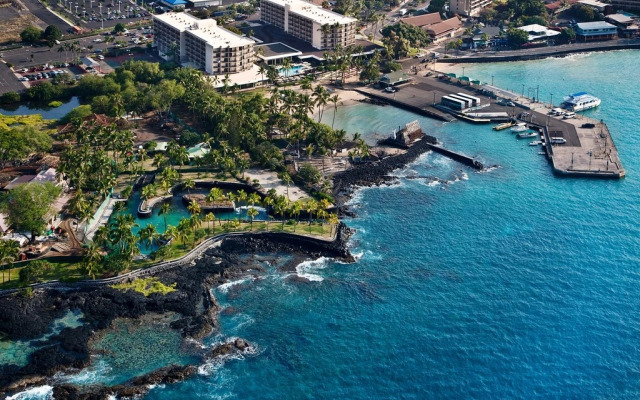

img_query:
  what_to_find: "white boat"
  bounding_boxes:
[517,131,538,138]
[510,122,528,132]
[562,92,601,112]
[529,140,542,146]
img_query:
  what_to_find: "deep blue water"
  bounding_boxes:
[9,50,640,399]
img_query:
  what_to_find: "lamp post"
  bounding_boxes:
[491,75,494,86]
[550,93,553,107]
[75,4,78,14]
[521,83,525,97]
[99,4,103,29]
[118,0,121,13]
[462,66,465,76]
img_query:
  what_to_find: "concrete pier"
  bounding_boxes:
[356,72,625,179]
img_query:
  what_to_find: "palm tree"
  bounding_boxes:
[248,192,261,208]
[206,187,224,205]
[138,224,158,250]
[290,200,302,232]
[258,64,266,85]
[313,85,330,123]
[330,94,342,129]
[183,178,195,195]
[93,225,111,248]
[158,202,171,233]
[236,189,248,206]
[263,195,274,231]
[81,242,103,280]
[176,217,191,249]
[247,207,258,231]
[328,213,340,237]
[187,199,201,215]
[204,212,215,234]
[189,214,202,248]
[0,240,19,283]
[141,183,157,208]
[305,199,318,232]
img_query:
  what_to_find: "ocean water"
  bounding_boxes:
[11,50,640,399]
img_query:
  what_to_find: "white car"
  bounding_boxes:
[97,55,105,60]
[93,38,103,42]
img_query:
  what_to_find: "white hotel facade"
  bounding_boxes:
[259,0,357,50]
[153,13,255,75]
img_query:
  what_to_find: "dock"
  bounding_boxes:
[428,144,484,170]
[358,72,625,179]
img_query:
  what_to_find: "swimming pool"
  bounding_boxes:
[278,65,305,77]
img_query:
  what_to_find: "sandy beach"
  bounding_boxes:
[243,169,307,202]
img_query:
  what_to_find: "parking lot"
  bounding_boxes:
[46,0,151,31]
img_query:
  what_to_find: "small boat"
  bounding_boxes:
[529,140,542,146]
[550,137,567,144]
[538,151,547,155]
[562,92,601,112]
[493,121,514,131]
[517,131,538,138]
[510,122,528,132]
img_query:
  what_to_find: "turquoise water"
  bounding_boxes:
[0,310,84,368]
[279,65,305,77]
[12,50,640,398]
[0,97,80,120]
[119,190,268,254]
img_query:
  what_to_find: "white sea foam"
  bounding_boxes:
[198,338,259,376]
[62,359,112,385]
[295,257,331,282]
[217,278,251,294]
[6,385,53,400]
[426,179,441,187]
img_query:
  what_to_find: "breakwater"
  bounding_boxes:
[428,144,484,170]
[439,40,640,64]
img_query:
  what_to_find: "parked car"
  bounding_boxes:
[384,86,397,93]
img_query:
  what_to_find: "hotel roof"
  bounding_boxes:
[154,13,253,47]
[576,21,618,30]
[264,0,356,25]
[399,12,442,27]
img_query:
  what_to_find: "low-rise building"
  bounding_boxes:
[449,0,492,17]
[575,21,618,41]
[517,24,561,42]
[606,13,640,37]
[399,12,442,28]
[153,13,255,75]
[259,0,357,50]
[425,17,462,41]
[378,70,412,87]
[608,0,640,11]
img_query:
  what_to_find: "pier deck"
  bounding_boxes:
[356,72,625,179]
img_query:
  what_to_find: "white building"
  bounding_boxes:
[260,0,357,49]
[153,13,255,75]
[517,24,561,42]
[449,0,493,17]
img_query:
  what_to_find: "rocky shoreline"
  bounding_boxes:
[0,225,353,398]
[332,135,438,211]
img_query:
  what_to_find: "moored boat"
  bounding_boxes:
[562,92,601,112]
[493,121,514,131]
[510,122,528,132]
[517,131,538,138]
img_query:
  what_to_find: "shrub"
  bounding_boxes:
[298,163,321,185]
[0,92,21,105]
[48,101,63,108]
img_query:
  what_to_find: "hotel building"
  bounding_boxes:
[449,0,492,17]
[153,13,255,75]
[259,0,357,50]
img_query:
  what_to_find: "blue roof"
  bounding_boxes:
[576,21,617,30]
[163,0,187,5]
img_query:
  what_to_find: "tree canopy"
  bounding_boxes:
[43,25,62,45]
[382,24,431,57]
[507,28,530,47]
[0,125,53,167]
[20,26,43,43]
[1,183,62,242]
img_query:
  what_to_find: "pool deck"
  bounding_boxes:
[357,72,625,179]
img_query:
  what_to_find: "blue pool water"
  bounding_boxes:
[12,50,640,399]
[278,65,305,77]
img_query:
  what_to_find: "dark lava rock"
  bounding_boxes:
[206,338,253,359]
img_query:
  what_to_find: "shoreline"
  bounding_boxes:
[435,42,640,66]
[0,226,354,398]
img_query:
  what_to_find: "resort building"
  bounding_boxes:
[449,0,492,17]
[575,21,618,41]
[153,13,255,75]
[259,0,357,50]
[609,0,640,11]
[606,13,640,37]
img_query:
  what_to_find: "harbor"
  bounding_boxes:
[356,71,625,179]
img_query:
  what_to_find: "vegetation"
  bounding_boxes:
[20,25,43,44]
[0,120,53,167]
[111,277,177,296]
[571,4,603,22]
[506,28,530,47]
[381,24,431,58]
[0,183,62,243]
[0,92,21,105]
